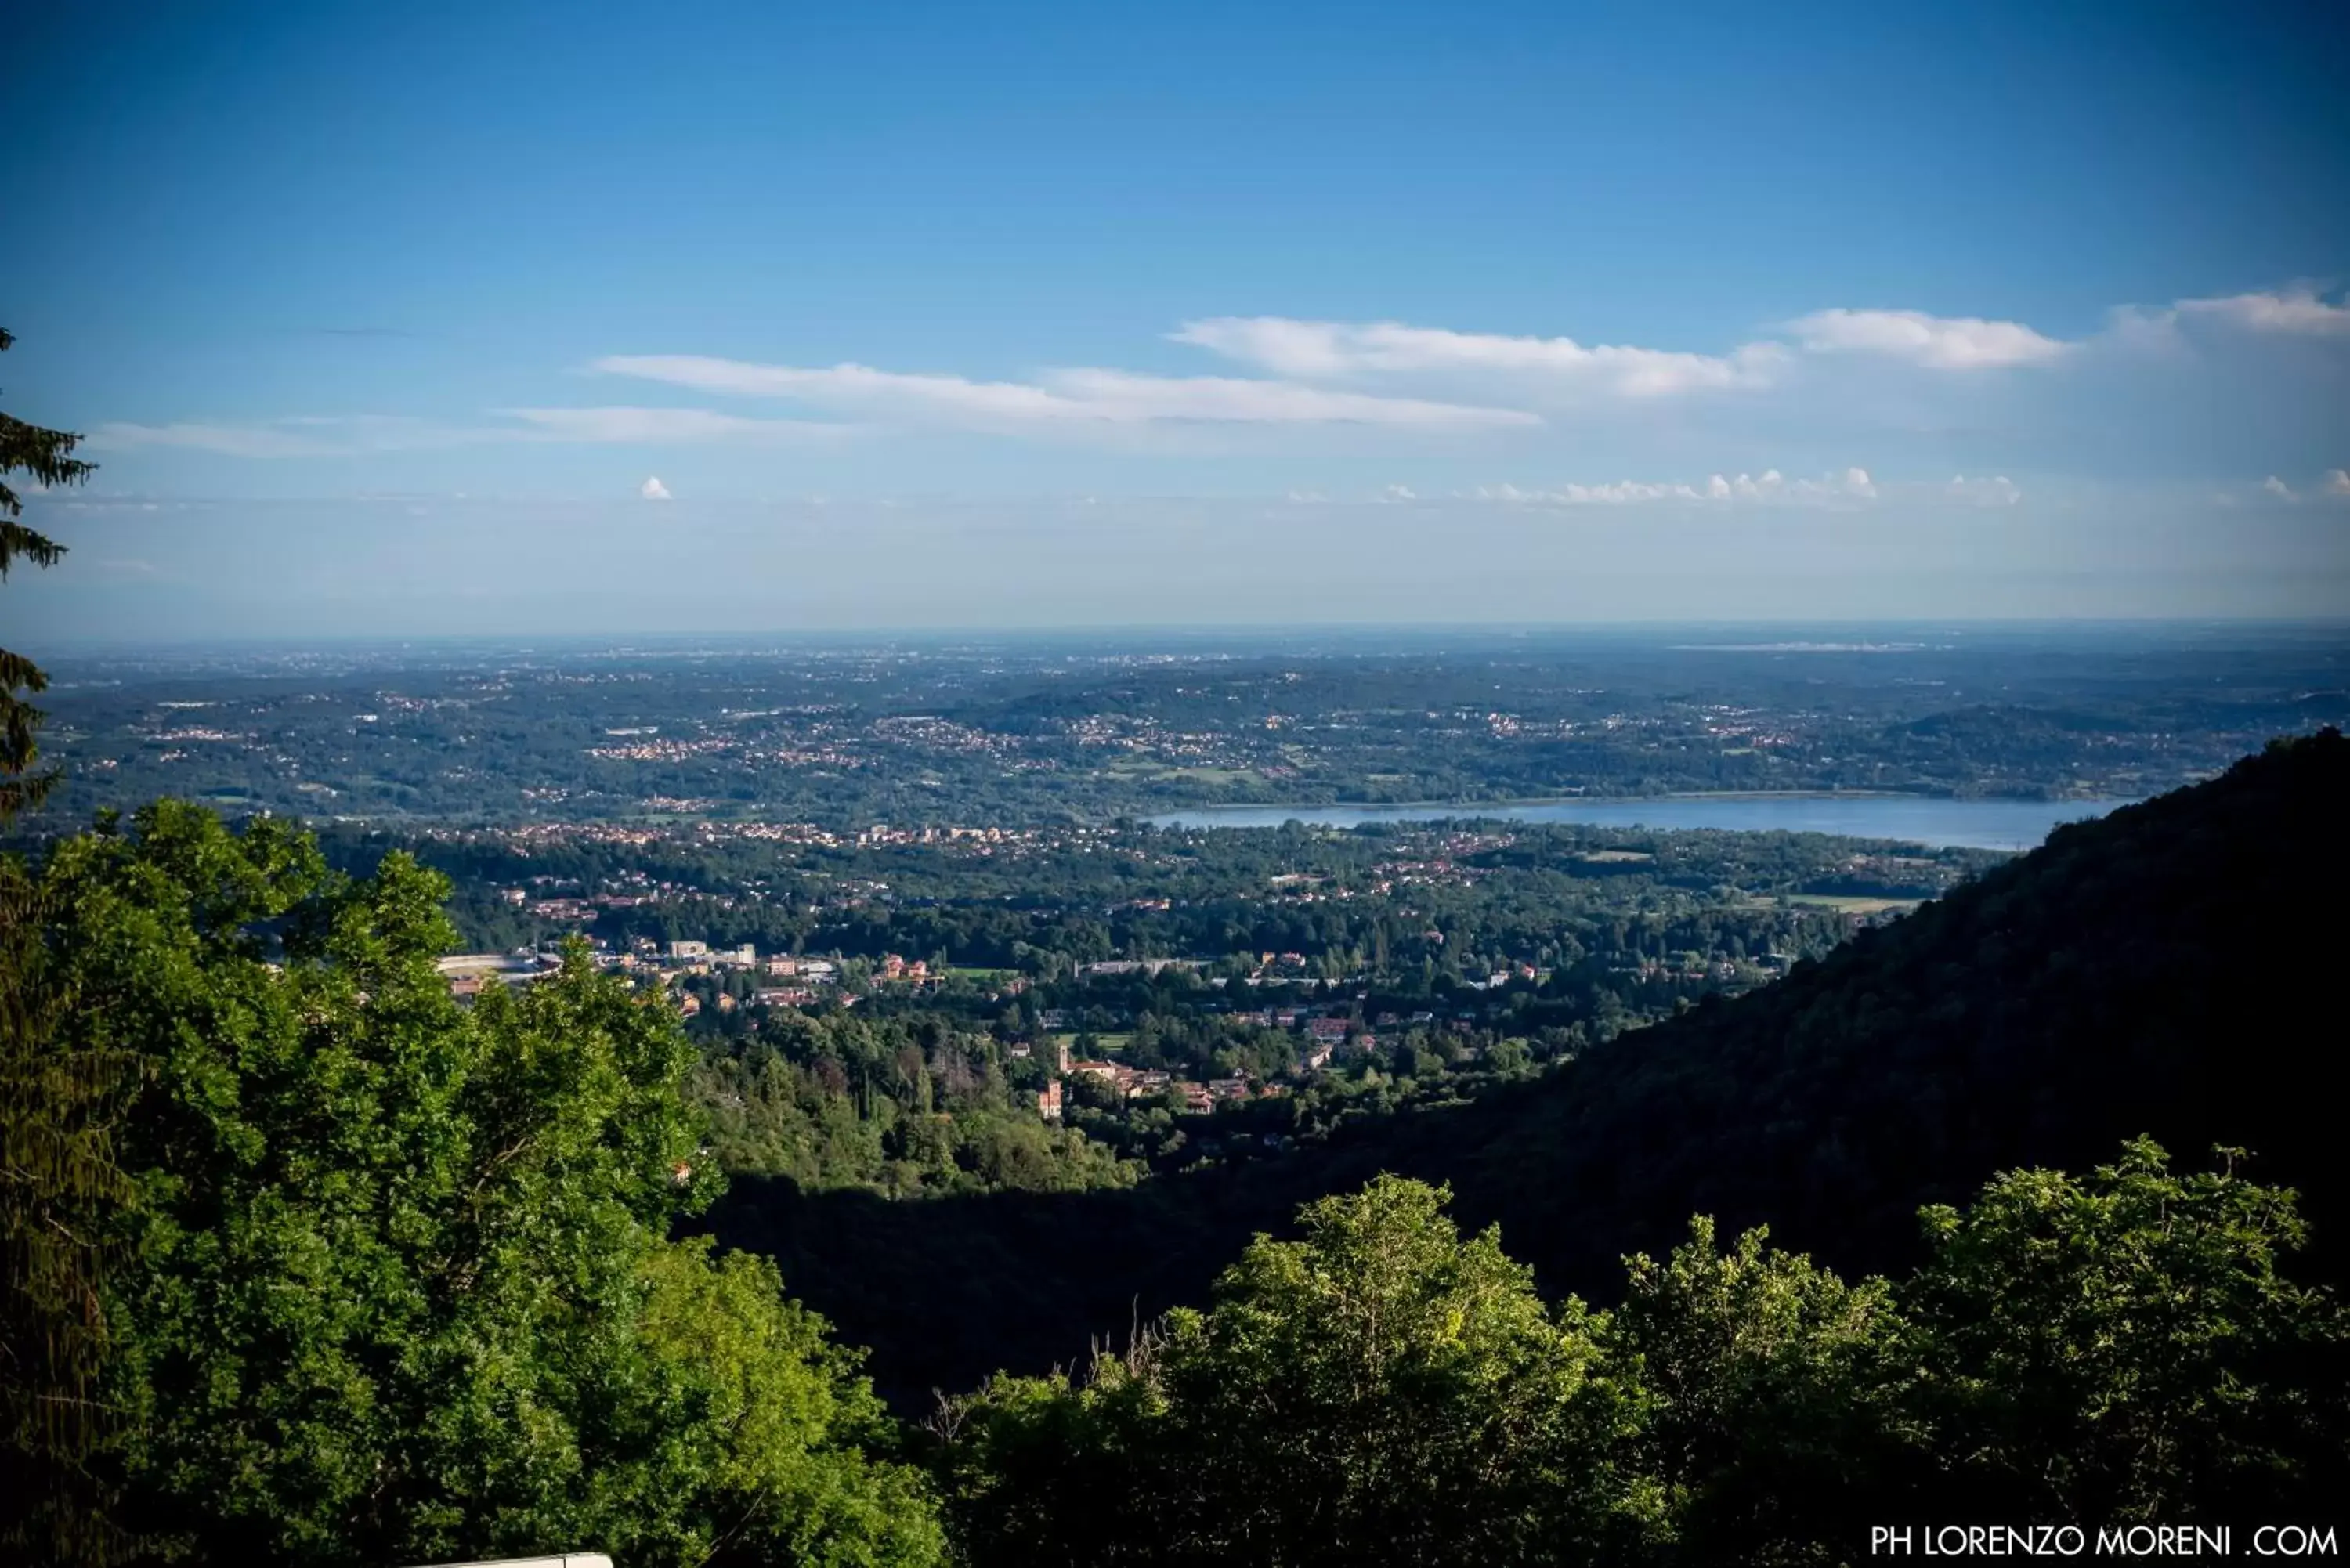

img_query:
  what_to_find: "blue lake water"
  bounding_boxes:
[1145,795,2139,851]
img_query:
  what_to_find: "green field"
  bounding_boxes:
[1782,894,1923,915]
[1047,1031,1133,1053]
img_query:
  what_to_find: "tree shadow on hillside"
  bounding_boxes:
[694,1071,1967,1414]
[700,1145,1384,1411]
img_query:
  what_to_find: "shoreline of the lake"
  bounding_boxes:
[1152,786,2122,810]
[1143,793,2144,851]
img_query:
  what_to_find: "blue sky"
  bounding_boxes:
[9,0,2348,638]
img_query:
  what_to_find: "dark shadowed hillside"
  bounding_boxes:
[1416,725,2349,1298]
[709,730,2350,1408]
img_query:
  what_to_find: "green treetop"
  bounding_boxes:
[20,801,943,1566]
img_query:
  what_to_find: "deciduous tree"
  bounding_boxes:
[29,803,943,1566]
[1904,1137,2350,1523]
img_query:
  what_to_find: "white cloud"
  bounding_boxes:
[498,406,847,444]
[2174,287,2350,338]
[1045,368,1540,427]
[86,407,847,457]
[1480,479,1712,504]
[591,355,1537,428]
[1462,467,1878,508]
[640,475,672,500]
[1721,468,1880,504]
[276,414,478,443]
[2098,286,2350,351]
[1171,317,1788,396]
[2212,471,2350,507]
[1946,475,2023,507]
[1784,309,2073,369]
[83,414,478,457]
[88,421,345,458]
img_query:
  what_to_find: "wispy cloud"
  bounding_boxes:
[88,421,348,458]
[1047,369,1538,426]
[640,475,672,500]
[1170,318,1788,396]
[88,407,848,457]
[497,406,849,444]
[1945,475,2023,507]
[2209,472,2350,508]
[591,355,1539,428]
[1180,287,2340,395]
[2173,287,2350,338]
[1784,309,2073,370]
[2099,286,2350,352]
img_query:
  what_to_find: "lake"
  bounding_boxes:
[1145,794,2140,851]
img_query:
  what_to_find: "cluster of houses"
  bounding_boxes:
[1010,1039,1288,1122]
[653,943,851,1016]
[1060,1060,1269,1118]
[497,885,662,923]
[852,822,1028,847]
[439,933,987,1016]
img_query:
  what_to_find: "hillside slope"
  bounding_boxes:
[1415,725,2349,1296]
[711,729,2350,1407]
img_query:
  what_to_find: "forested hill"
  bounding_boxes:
[714,729,2350,1407]
[1404,724,2350,1298]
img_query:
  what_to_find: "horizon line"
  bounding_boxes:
[34,614,2350,658]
